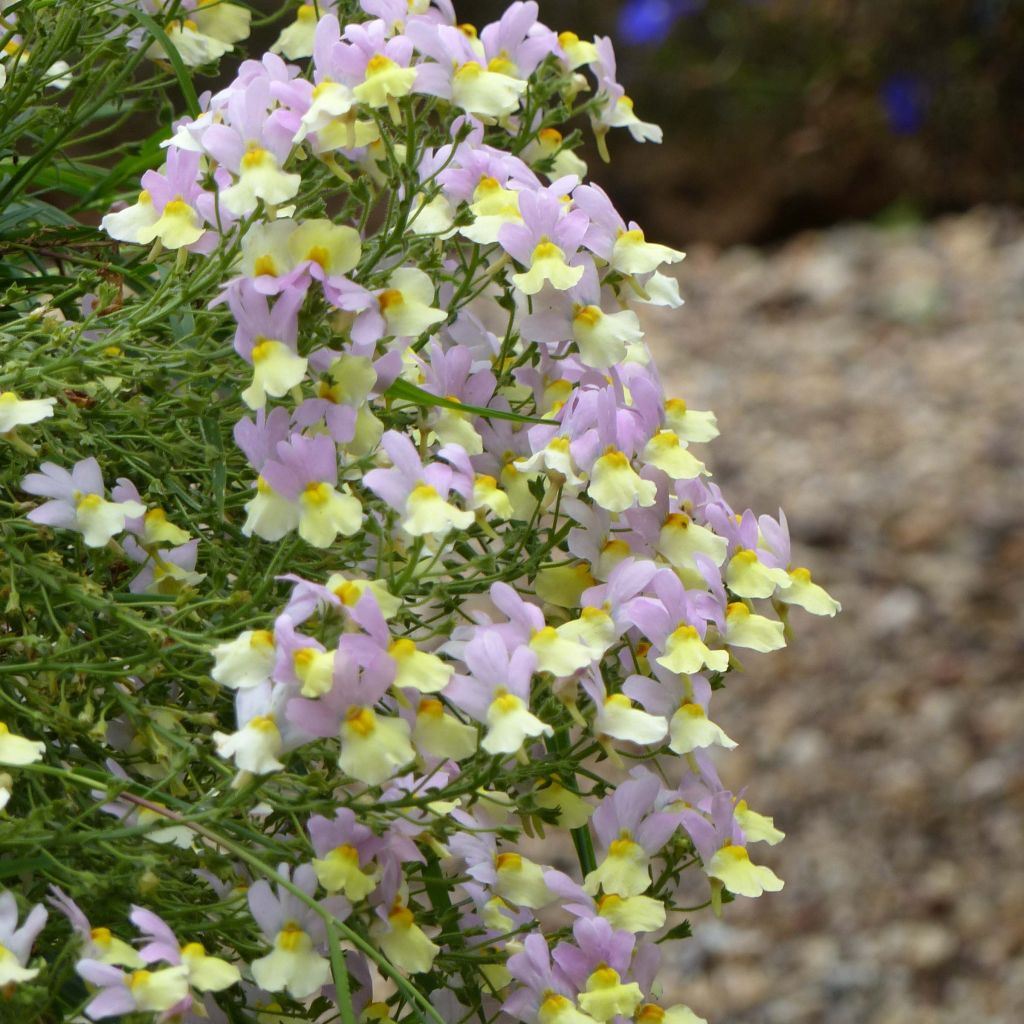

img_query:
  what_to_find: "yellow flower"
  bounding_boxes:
[494,851,552,908]
[588,449,656,513]
[734,799,785,845]
[138,197,204,250]
[451,60,527,118]
[584,832,650,897]
[512,239,584,294]
[668,703,736,755]
[388,639,452,694]
[723,602,785,652]
[656,624,728,676]
[242,338,307,410]
[707,844,784,898]
[412,698,478,761]
[780,567,841,616]
[595,892,666,933]
[483,690,552,754]
[339,708,414,785]
[313,844,379,900]
[251,923,330,999]
[125,966,190,1012]
[0,391,56,432]
[0,722,45,766]
[371,902,439,974]
[725,549,792,599]
[578,965,643,1022]
[611,227,683,275]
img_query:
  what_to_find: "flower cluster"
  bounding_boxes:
[7,1,838,1021]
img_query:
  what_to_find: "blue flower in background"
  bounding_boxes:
[617,0,706,47]
[879,74,930,135]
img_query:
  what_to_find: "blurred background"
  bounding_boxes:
[477,0,1023,1021]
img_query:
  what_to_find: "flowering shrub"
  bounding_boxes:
[1,1,838,1022]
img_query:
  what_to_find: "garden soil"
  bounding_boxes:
[641,207,1024,1023]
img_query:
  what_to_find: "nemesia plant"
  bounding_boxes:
[1,1,839,1022]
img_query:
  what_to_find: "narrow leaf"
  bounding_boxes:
[128,10,201,119]
[385,377,548,426]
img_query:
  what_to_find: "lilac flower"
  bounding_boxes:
[102,148,218,253]
[578,556,659,637]
[339,19,419,120]
[22,458,145,548]
[406,20,528,119]
[75,960,191,1020]
[349,802,426,907]
[269,614,340,698]
[584,773,679,897]
[504,933,583,1024]
[552,917,644,1021]
[574,181,684,277]
[449,815,553,908]
[624,668,736,755]
[122,537,204,596]
[292,350,385,442]
[753,510,840,615]
[108,477,200,599]
[458,880,534,945]
[284,631,414,787]
[362,0,456,31]
[478,1,558,78]
[245,431,362,547]
[277,569,398,628]
[337,593,454,696]
[322,275,386,351]
[443,629,550,755]
[544,869,667,935]
[308,809,384,900]
[233,406,292,473]
[0,890,47,987]
[247,864,348,1000]
[416,341,496,454]
[129,906,241,993]
[363,429,474,536]
[202,76,299,215]
[588,36,663,153]
[486,582,594,678]
[221,279,306,411]
[47,886,143,969]
[499,183,590,295]
[621,566,726,676]
[434,136,538,205]
[579,667,668,751]
[213,679,312,775]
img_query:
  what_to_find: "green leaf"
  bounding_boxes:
[659,920,693,942]
[385,377,548,426]
[127,10,201,119]
[78,129,168,208]
[0,197,78,236]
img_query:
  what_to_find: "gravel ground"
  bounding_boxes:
[641,208,1024,1024]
